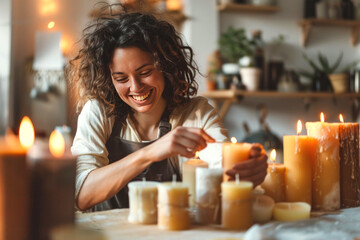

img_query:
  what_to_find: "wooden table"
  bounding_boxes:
[73,207,360,240]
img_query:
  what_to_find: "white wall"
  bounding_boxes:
[186,0,360,146]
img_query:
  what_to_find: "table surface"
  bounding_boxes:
[74,207,360,240]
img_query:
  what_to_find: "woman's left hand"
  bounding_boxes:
[225,143,268,187]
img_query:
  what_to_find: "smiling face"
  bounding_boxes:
[109,47,166,115]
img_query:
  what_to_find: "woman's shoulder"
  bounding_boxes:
[182,96,212,111]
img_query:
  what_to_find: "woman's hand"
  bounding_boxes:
[225,143,268,187]
[144,126,215,161]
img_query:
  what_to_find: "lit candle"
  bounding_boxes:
[157,176,190,231]
[222,137,252,181]
[337,114,360,208]
[128,180,159,224]
[261,149,286,202]
[0,117,33,240]
[182,152,208,208]
[221,175,253,230]
[306,112,340,211]
[252,194,275,223]
[27,128,76,240]
[195,168,222,225]
[273,202,311,221]
[284,120,316,205]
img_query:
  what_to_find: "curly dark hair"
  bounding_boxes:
[68,4,199,123]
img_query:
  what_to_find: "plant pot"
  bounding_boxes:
[222,63,239,75]
[328,73,348,93]
[240,67,262,91]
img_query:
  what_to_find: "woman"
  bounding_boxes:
[69,8,268,211]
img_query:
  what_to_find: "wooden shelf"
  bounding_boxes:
[218,3,280,13]
[298,19,360,47]
[202,90,360,119]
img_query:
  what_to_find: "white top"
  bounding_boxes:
[71,96,229,199]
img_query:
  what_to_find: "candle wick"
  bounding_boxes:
[235,173,240,184]
[142,177,146,182]
[172,174,177,185]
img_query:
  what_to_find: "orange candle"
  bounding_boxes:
[306,112,340,211]
[0,117,33,240]
[338,114,360,208]
[284,120,316,205]
[261,149,286,202]
[222,137,251,181]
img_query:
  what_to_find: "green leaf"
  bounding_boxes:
[303,53,322,72]
[329,52,343,73]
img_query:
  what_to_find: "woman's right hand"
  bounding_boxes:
[144,126,215,161]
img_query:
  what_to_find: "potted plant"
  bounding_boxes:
[299,52,357,93]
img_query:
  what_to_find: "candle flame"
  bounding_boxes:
[19,116,35,149]
[47,21,55,29]
[270,149,276,163]
[194,151,199,158]
[231,137,237,144]
[297,120,302,135]
[339,114,344,123]
[49,130,65,158]
[167,0,182,11]
[320,112,325,123]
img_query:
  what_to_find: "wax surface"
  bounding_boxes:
[222,143,251,181]
[261,163,285,202]
[273,202,311,221]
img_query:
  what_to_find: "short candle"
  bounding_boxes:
[273,202,311,221]
[252,194,275,223]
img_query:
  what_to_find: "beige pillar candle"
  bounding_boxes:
[273,202,311,221]
[157,181,190,230]
[221,176,253,230]
[27,130,76,240]
[0,117,33,240]
[182,153,208,208]
[195,168,223,225]
[128,181,159,224]
[261,149,286,202]
[252,194,275,223]
[306,113,340,211]
[222,138,252,181]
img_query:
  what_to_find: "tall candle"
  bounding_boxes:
[195,168,222,225]
[157,181,190,231]
[222,138,252,181]
[27,129,76,240]
[338,114,360,208]
[128,181,159,224]
[221,176,253,230]
[306,113,340,211]
[182,152,208,207]
[284,120,316,205]
[0,117,33,240]
[261,149,286,202]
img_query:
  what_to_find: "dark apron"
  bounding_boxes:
[93,112,181,211]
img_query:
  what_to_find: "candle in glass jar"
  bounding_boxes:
[157,179,189,231]
[273,202,311,221]
[182,152,208,207]
[222,138,251,181]
[261,149,286,202]
[337,114,360,208]
[306,112,340,211]
[0,117,33,240]
[284,120,316,205]
[128,180,159,224]
[195,168,222,225]
[221,175,253,230]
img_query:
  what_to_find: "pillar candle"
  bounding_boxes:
[27,130,76,240]
[337,115,360,208]
[222,138,252,181]
[157,182,189,230]
[261,149,286,202]
[221,179,253,230]
[306,119,340,211]
[195,168,222,225]
[128,181,159,224]
[0,121,33,240]
[273,202,311,221]
[182,154,208,208]
[252,194,275,223]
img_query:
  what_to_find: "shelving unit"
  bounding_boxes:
[202,90,360,120]
[218,3,280,13]
[298,19,360,47]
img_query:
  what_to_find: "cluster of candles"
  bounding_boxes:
[262,112,360,211]
[0,117,76,240]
